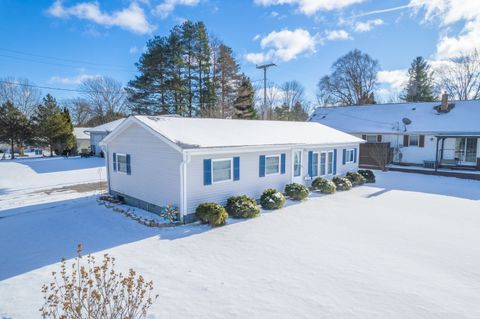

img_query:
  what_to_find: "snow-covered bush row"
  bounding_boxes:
[196,202,228,226]
[358,169,376,183]
[284,183,310,200]
[225,195,260,218]
[332,176,353,191]
[260,188,286,210]
[346,172,366,186]
[312,177,336,194]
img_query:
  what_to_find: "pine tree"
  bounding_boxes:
[402,56,435,102]
[215,44,241,118]
[0,100,31,159]
[290,101,309,121]
[33,94,74,156]
[233,75,257,119]
[274,103,290,121]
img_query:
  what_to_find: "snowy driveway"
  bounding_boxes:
[1,171,480,318]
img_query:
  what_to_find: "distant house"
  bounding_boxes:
[100,116,363,223]
[85,119,124,156]
[309,94,480,171]
[73,127,91,153]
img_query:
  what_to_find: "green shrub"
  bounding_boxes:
[358,169,375,183]
[225,195,260,218]
[260,188,286,210]
[346,172,366,186]
[195,202,228,226]
[311,177,336,194]
[284,183,310,200]
[332,176,352,191]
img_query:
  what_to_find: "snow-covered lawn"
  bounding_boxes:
[1,171,480,318]
[0,157,106,208]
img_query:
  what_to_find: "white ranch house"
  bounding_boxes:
[85,118,124,156]
[310,96,480,171]
[100,116,363,223]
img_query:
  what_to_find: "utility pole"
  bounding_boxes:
[256,63,276,120]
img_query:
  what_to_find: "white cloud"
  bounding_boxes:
[253,34,261,41]
[47,1,155,34]
[49,72,101,85]
[154,0,200,19]
[323,29,351,41]
[377,69,408,90]
[245,28,317,64]
[254,0,365,15]
[129,46,139,54]
[354,18,384,32]
[410,0,480,58]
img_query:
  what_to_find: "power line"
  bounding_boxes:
[0,80,126,95]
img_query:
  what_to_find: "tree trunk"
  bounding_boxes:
[10,138,14,160]
[50,144,53,157]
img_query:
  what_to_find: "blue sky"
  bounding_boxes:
[0,0,477,103]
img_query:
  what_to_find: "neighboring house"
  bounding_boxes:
[309,95,480,170]
[100,115,363,223]
[73,127,91,153]
[85,119,124,156]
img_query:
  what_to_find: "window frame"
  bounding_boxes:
[345,149,355,163]
[116,153,128,174]
[320,152,326,176]
[293,150,302,177]
[409,135,420,147]
[265,154,281,176]
[211,158,233,184]
[311,152,319,177]
[327,151,334,175]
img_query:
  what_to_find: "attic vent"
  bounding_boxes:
[412,107,416,110]
[322,115,326,119]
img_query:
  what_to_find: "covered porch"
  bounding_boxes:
[434,134,480,171]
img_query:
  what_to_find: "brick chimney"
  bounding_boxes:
[440,92,449,112]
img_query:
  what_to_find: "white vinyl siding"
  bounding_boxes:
[108,122,182,208]
[212,159,232,183]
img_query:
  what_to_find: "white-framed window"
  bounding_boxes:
[320,152,326,176]
[409,135,419,147]
[327,151,334,174]
[366,135,378,143]
[265,155,280,175]
[116,154,127,173]
[346,149,355,163]
[312,152,319,177]
[212,158,233,183]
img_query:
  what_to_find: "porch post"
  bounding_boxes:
[434,137,440,171]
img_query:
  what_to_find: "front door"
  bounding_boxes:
[292,150,303,183]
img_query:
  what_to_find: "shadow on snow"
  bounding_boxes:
[13,156,105,174]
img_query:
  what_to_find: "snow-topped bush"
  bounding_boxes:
[346,172,366,186]
[332,176,352,191]
[225,195,260,218]
[311,177,336,194]
[195,202,228,226]
[284,183,309,200]
[260,188,286,210]
[358,169,375,183]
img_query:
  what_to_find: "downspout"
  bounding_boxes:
[180,151,191,223]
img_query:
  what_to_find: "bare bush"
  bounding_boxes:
[39,244,158,319]
[368,143,390,171]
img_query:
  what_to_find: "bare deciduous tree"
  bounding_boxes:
[436,50,480,100]
[280,80,305,109]
[67,98,92,126]
[0,77,42,117]
[80,76,127,125]
[317,49,379,106]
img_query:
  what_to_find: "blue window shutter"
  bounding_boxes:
[354,148,357,163]
[259,155,266,177]
[126,154,131,175]
[113,152,117,171]
[203,159,212,185]
[280,153,286,174]
[233,157,240,181]
[342,149,346,165]
[333,149,337,175]
[308,151,313,177]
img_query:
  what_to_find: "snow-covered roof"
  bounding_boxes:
[85,118,125,134]
[118,115,363,149]
[309,99,480,135]
[73,127,90,140]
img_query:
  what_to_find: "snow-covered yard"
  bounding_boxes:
[1,162,480,318]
